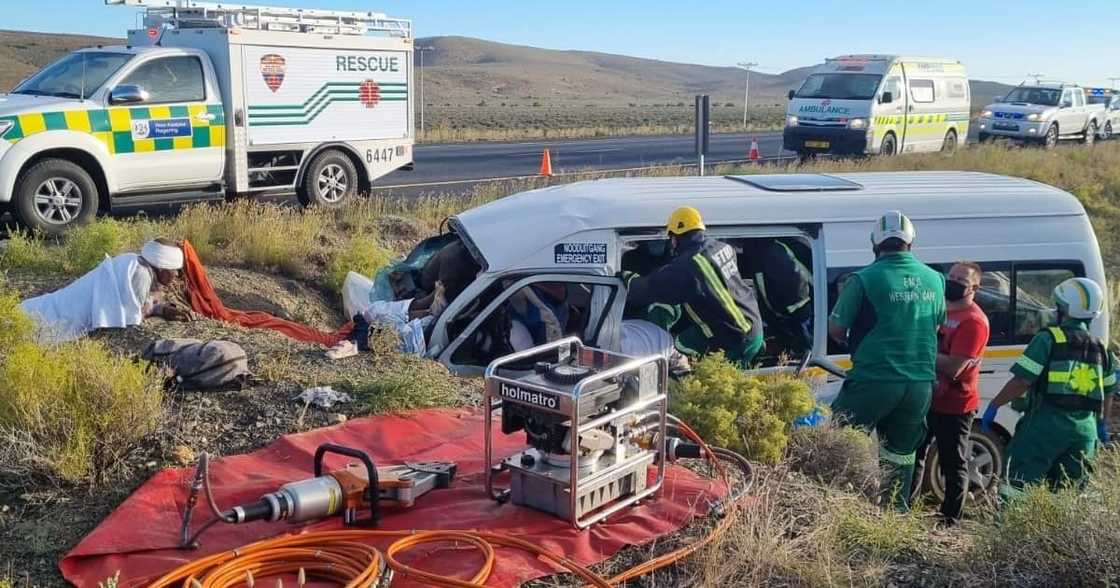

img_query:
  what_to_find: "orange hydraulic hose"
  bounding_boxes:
[150,420,743,588]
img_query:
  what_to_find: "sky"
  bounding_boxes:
[6,0,1119,88]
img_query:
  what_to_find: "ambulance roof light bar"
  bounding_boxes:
[104,0,412,38]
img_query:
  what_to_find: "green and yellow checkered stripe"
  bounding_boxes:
[0,104,225,154]
[873,113,971,125]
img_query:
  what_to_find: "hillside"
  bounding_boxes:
[0,30,1012,108]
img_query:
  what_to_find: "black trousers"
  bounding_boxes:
[910,410,974,521]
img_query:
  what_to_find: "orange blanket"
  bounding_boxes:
[180,240,353,346]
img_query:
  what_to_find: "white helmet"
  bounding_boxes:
[870,210,916,246]
[1052,277,1104,320]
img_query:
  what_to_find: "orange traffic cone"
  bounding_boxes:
[748,137,760,162]
[539,148,553,177]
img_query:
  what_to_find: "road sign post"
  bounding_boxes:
[695,95,710,176]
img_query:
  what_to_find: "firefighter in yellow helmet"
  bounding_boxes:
[984,277,1118,501]
[622,206,765,367]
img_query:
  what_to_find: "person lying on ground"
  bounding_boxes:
[20,238,192,343]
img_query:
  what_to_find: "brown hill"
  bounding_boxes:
[0,30,1012,108]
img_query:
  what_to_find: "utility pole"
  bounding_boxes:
[416,45,435,138]
[1027,72,1045,85]
[737,62,758,129]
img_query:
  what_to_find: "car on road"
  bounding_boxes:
[0,1,415,235]
[1087,88,1120,140]
[783,55,971,158]
[977,83,1104,148]
[382,171,1107,500]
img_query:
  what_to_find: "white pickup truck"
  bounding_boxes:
[0,0,415,235]
[977,83,1104,148]
[1087,88,1120,140]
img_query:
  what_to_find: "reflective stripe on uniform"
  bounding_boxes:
[879,447,915,466]
[683,303,713,338]
[1048,326,1067,344]
[1015,354,1045,376]
[692,254,752,334]
[1,104,225,154]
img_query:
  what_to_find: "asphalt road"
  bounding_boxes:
[375,131,790,191]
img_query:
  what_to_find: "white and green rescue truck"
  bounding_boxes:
[0,0,414,234]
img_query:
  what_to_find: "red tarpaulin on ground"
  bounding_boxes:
[180,240,353,347]
[61,408,726,587]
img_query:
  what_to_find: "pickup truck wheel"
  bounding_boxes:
[1103,122,1113,141]
[13,158,98,235]
[940,129,958,153]
[977,132,992,144]
[298,150,357,207]
[1083,121,1097,145]
[1042,124,1059,149]
[879,132,897,156]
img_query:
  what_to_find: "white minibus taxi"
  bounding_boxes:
[407,171,1105,497]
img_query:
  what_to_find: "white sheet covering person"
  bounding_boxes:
[20,239,190,343]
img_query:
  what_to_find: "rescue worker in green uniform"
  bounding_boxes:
[983,277,1117,501]
[828,211,946,510]
[622,206,765,367]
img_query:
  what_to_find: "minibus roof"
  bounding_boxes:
[453,171,1082,273]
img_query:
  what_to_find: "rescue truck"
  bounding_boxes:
[783,55,970,158]
[0,0,414,234]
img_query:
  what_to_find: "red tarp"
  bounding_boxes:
[180,240,353,347]
[61,408,725,587]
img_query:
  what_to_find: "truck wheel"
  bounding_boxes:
[940,129,958,153]
[1042,124,1059,149]
[977,132,992,144]
[298,150,358,207]
[13,158,98,235]
[922,424,1004,503]
[1083,121,1097,145]
[879,132,897,156]
[1103,122,1113,141]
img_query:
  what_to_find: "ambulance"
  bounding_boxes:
[0,0,414,234]
[784,55,971,158]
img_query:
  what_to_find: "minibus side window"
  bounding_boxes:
[1012,266,1079,343]
[909,79,935,103]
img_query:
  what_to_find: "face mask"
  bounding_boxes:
[945,280,968,302]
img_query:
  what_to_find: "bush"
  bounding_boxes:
[969,448,1120,585]
[834,500,923,561]
[787,422,880,497]
[0,229,56,273]
[0,331,164,484]
[671,353,813,463]
[61,218,127,275]
[325,237,393,293]
[0,283,34,350]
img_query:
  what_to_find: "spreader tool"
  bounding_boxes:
[180,443,456,548]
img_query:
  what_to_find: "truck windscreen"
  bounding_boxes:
[1003,87,1061,106]
[795,73,882,100]
[12,52,133,100]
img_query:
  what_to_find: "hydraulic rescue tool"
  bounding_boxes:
[180,443,456,548]
[484,337,669,529]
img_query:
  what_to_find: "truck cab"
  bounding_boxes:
[977,83,1103,148]
[1087,88,1119,140]
[0,0,414,234]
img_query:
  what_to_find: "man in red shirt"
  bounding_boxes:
[910,261,990,523]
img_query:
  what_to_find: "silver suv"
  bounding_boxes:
[977,83,1104,148]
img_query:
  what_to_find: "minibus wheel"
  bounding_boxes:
[922,423,1004,503]
[940,130,958,153]
[879,133,897,156]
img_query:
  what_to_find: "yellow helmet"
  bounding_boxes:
[666,206,706,236]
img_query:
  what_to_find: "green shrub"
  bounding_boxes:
[671,353,813,463]
[61,219,127,275]
[0,284,34,351]
[350,361,460,414]
[833,500,923,561]
[0,229,56,273]
[325,237,393,293]
[0,338,164,483]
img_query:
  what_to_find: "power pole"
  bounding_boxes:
[416,45,435,138]
[737,61,758,129]
[1027,72,1045,85]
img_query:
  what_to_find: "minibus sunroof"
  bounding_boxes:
[726,174,864,192]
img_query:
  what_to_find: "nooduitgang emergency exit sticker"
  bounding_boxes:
[554,243,608,264]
